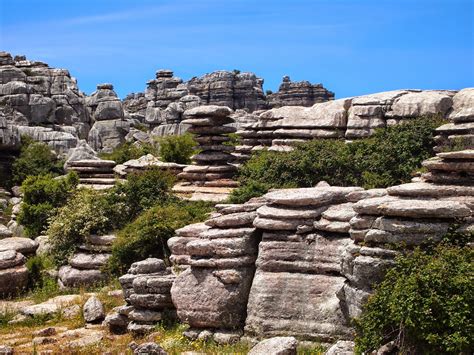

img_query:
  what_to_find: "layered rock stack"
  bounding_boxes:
[267,75,335,108]
[114,258,176,335]
[245,186,365,342]
[342,177,473,318]
[168,199,263,343]
[434,88,474,152]
[0,249,28,297]
[113,154,186,179]
[58,234,116,288]
[235,89,457,155]
[174,105,239,201]
[66,159,117,189]
[86,84,129,152]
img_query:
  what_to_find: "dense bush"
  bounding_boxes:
[108,201,213,274]
[107,167,175,222]
[158,133,197,164]
[47,168,176,265]
[99,141,159,164]
[17,173,78,237]
[233,117,443,201]
[355,236,473,354]
[12,138,64,185]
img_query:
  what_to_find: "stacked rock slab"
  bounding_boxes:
[169,199,263,343]
[113,154,186,179]
[58,234,116,288]
[236,89,458,155]
[267,75,335,108]
[342,178,473,318]
[174,105,238,201]
[245,186,366,342]
[0,249,28,297]
[434,88,474,153]
[86,84,129,152]
[116,258,176,335]
[66,159,117,189]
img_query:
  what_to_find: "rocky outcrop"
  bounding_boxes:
[173,105,239,201]
[65,159,118,189]
[237,89,459,155]
[267,75,335,108]
[168,199,263,343]
[86,84,129,152]
[246,186,365,342]
[0,249,28,297]
[114,258,176,335]
[58,234,115,288]
[0,51,88,153]
[113,154,186,178]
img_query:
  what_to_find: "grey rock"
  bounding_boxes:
[248,336,298,355]
[324,340,355,355]
[0,249,25,269]
[83,296,105,323]
[133,342,167,355]
[0,237,38,255]
[58,265,107,287]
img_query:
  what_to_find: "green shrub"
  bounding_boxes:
[158,133,197,164]
[17,173,78,237]
[354,240,473,354]
[227,181,270,204]
[12,138,64,185]
[25,255,60,303]
[47,189,120,265]
[108,201,213,274]
[236,117,443,196]
[107,167,175,222]
[99,141,159,164]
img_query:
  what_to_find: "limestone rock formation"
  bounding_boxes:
[116,258,176,336]
[267,75,335,108]
[169,199,263,343]
[174,105,239,201]
[65,159,118,189]
[0,249,28,297]
[248,336,298,355]
[113,154,187,178]
[58,234,115,288]
[86,84,129,152]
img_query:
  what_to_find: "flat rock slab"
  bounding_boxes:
[387,182,474,197]
[256,205,327,220]
[0,265,28,296]
[176,223,210,238]
[0,249,25,270]
[0,224,13,238]
[248,336,298,355]
[58,265,106,287]
[128,258,166,275]
[67,159,115,168]
[263,186,363,207]
[85,234,116,246]
[69,252,111,270]
[245,271,352,342]
[183,105,233,118]
[253,217,314,231]
[437,149,474,160]
[321,203,356,222]
[205,211,256,228]
[0,237,38,255]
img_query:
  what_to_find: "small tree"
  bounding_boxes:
[158,133,197,164]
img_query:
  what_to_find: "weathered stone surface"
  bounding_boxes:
[0,249,25,269]
[0,265,28,296]
[324,340,355,355]
[58,265,106,287]
[0,237,38,255]
[256,205,327,220]
[263,186,363,207]
[171,267,254,329]
[386,91,453,117]
[0,224,12,239]
[183,105,233,118]
[69,252,111,270]
[387,182,474,197]
[448,88,474,122]
[83,296,105,323]
[245,271,352,341]
[253,217,314,231]
[205,212,256,228]
[132,342,167,354]
[128,258,166,275]
[248,336,298,355]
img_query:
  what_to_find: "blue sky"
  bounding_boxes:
[1,0,473,99]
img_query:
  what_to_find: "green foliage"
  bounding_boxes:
[25,255,61,303]
[107,167,176,222]
[12,138,64,185]
[227,181,270,204]
[223,132,241,147]
[108,201,212,274]
[99,140,159,164]
[47,189,118,265]
[17,173,78,237]
[47,168,176,266]
[235,117,443,199]
[354,239,474,354]
[158,133,197,164]
[265,89,273,95]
